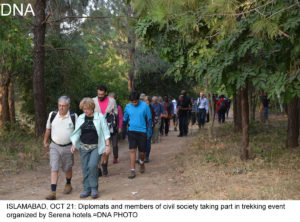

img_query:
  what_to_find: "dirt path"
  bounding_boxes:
[0,124,199,200]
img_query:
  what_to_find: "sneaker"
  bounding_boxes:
[91,188,99,199]
[102,163,108,176]
[63,183,72,194]
[144,158,149,163]
[98,168,102,177]
[113,158,118,164]
[80,191,91,198]
[45,191,56,200]
[128,170,136,179]
[139,163,145,173]
[135,159,139,164]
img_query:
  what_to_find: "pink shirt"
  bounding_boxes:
[98,97,109,114]
[118,105,123,129]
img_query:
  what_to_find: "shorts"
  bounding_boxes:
[50,142,74,172]
[128,131,147,152]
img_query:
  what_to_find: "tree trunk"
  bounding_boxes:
[286,97,299,148]
[127,5,135,92]
[240,86,249,160]
[8,80,15,126]
[252,94,257,121]
[259,90,265,123]
[33,0,47,138]
[234,88,242,132]
[0,77,10,128]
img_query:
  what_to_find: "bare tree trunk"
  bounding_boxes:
[286,97,299,148]
[0,73,10,128]
[240,86,249,160]
[259,90,266,123]
[234,88,242,132]
[8,80,15,126]
[33,0,47,138]
[127,6,135,92]
[251,94,257,121]
[127,36,135,92]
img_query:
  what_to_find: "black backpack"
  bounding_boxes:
[106,112,119,134]
[50,110,76,127]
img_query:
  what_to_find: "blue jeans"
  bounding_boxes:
[264,107,268,120]
[80,148,100,192]
[146,136,152,159]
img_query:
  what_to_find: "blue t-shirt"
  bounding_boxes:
[123,100,152,138]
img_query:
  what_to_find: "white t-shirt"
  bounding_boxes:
[46,111,78,145]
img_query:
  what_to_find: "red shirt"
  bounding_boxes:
[98,97,109,114]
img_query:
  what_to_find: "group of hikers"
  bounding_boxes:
[42,86,232,200]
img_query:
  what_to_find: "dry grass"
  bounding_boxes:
[0,127,47,176]
[178,116,300,200]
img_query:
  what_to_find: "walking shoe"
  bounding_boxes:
[98,168,102,177]
[63,183,72,194]
[45,191,56,200]
[113,158,118,164]
[80,191,91,198]
[139,163,145,173]
[102,163,108,176]
[91,188,99,199]
[128,170,136,179]
[135,159,139,164]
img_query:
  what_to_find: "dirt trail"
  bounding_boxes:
[0,124,199,200]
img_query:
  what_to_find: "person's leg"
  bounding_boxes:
[160,117,164,135]
[146,136,151,161]
[79,149,91,197]
[178,115,184,136]
[197,110,201,128]
[183,114,188,135]
[46,143,60,200]
[265,107,268,120]
[61,145,74,194]
[165,118,169,135]
[101,147,109,176]
[111,133,118,163]
[221,111,225,123]
[88,148,100,198]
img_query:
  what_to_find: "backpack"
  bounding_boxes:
[106,112,119,134]
[219,100,226,112]
[50,110,76,127]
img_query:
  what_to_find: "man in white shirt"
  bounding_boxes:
[197,92,209,129]
[43,96,78,200]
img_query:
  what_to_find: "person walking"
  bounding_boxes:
[162,96,173,136]
[197,92,209,129]
[216,95,227,123]
[190,98,197,126]
[43,96,78,200]
[93,85,118,176]
[123,91,152,179]
[108,92,123,164]
[151,96,164,143]
[70,98,110,199]
[172,97,178,131]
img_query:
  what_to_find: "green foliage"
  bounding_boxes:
[133,0,300,102]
